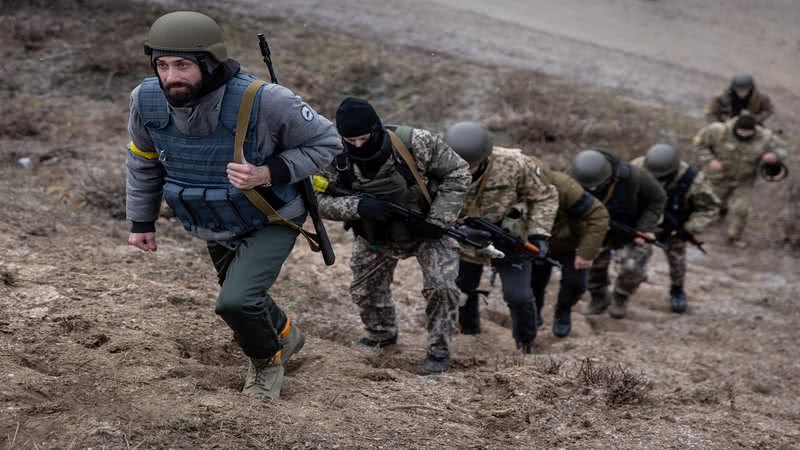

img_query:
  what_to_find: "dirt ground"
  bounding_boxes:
[1,1,799,449]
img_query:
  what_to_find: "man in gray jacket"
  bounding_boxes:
[126,11,341,399]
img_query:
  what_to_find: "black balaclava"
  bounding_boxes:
[336,97,392,177]
[151,50,240,107]
[733,115,757,142]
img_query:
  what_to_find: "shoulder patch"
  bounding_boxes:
[301,104,314,122]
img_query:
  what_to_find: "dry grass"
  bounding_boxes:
[573,357,654,407]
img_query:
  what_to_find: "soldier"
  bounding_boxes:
[530,163,609,337]
[126,12,342,399]
[631,144,720,312]
[568,150,666,319]
[317,98,470,373]
[705,74,774,125]
[444,122,558,352]
[694,114,789,248]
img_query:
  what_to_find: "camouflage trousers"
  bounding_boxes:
[349,236,460,357]
[712,180,753,241]
[588,244,653,298]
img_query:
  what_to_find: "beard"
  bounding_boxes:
[164,81,202,107]
[734,129,755,142]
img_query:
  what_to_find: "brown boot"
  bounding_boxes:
[609,293,629,319]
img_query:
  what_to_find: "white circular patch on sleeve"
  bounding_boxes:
[301,105,314,121]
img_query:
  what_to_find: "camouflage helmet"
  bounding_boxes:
[569,150,613,189]
[445,121,492,168]
[644,144,680,178]
[144,11,228,63]
[731,73,754,90]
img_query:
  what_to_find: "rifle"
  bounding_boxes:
[658,227,707,254]
[311,176,506,260]
[461,217,562,268]
[609,220,667,250]
[257,34,336,266]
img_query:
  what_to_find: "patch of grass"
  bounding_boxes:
[573,357,653,407]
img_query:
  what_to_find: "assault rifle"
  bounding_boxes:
[257,34,336,266]
[658,227,707,254]
[609,220,667,250]
[461,217,562,268]
[311,176,506,259]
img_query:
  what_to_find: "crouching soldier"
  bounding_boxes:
[444,122,558,352]
[568,150,666,319]
[317,98,471,373]
[631,144,720,313]
[529,164,609,337]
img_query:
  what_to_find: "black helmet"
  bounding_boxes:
[644,144,680,178]
[569,150,613,189]
[445,122,493,168]
[731,73,755,90]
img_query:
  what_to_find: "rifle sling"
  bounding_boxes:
[387,129,432,206]
[234,79,320,252]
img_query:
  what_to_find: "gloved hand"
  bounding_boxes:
[527,234,549,259]
[357,197,397,222]
[415,220,446,239]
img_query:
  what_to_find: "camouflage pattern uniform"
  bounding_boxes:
[630,157,721,289]
[694,118,789,241]
[705,86,774,124]
[456,147,558,348]
[318,127,470,358]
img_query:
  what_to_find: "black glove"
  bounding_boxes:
[527,234,549,259]
[415,220,446,239]
[357,197,397,222]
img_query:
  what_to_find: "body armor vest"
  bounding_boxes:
[335,127,430,244]
[138,73,301,240]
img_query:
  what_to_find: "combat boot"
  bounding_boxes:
[670,286,688,314]
[353,335,398,348]
[587,290,610,315]
[552,305,572,338]
[608,292,629,319]
[242,356,284,399]
[422,352,449,374]
[279,319,305,366]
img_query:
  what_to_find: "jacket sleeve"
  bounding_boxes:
[684,170,721,235]
[704,95,723,124]
[256,84,343,185]
[316,165,361,222]
[576,197,609,260]
[754,92,774,124]
[126,85,165,231]
[520,159,558,237]
[634,167,667,233]
[694,123,725,168]
[765,130,790,161]
[414,130,471,226]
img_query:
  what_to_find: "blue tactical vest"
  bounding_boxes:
[138,73,300,239]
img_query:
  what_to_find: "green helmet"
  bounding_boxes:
[644,144,680,178]
[144,11,228,62]
[570,150,613,189]
[445,122,492,168]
